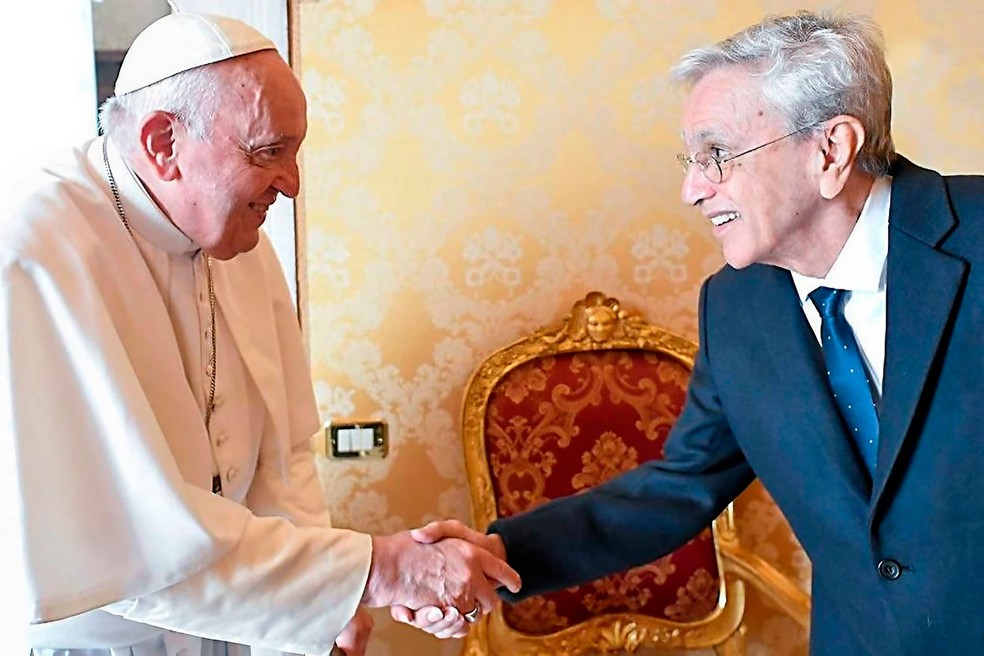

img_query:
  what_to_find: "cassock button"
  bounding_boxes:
[877,559,902,580]
[226,467,239,482]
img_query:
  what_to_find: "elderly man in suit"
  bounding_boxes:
[397,10,984,654]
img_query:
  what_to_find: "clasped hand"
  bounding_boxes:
[361,520,513,640]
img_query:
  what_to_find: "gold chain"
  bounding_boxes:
[204,255,217,429]
[102,138,217,430]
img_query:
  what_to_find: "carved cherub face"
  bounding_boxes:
[586,306,617,341]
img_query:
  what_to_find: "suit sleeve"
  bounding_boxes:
[491,278,755,600]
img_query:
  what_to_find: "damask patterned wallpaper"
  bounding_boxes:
[295,2,982,654]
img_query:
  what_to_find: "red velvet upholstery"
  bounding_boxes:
[484,350,721,634]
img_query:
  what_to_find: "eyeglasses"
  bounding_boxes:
[677,123,820,184]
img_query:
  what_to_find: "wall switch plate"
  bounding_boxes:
[326,420,388,459]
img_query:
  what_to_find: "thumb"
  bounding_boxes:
[409,522,443,544]
[410,520,473,544]
[389,605,414,624]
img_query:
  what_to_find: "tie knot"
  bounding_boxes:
[809,286,846,318]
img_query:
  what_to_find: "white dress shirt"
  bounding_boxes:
[791,175,892,402]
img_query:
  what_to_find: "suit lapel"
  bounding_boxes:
[750,267,873,502]
[869,158,967,519]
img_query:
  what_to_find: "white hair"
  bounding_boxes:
[98,64,220,149]
[671,11,895,176]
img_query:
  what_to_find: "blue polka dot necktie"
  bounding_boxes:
[809,287,879,474]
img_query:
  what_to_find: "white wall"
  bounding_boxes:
[0,2,98,198]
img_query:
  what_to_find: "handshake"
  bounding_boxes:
[363,519,520,640]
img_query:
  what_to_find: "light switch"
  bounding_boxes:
[357,428,375,451]
[326,420,388,459]
[336,428,352,453]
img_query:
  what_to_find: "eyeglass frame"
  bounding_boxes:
[677,122,822,184]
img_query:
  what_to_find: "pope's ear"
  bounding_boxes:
[817,115,865,200]
[137,111,181,182]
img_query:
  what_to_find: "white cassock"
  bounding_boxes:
[1,137,371,655]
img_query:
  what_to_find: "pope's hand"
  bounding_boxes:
[389,520,513,639]
[390,604,470,640]
[360,530,519,618]
[410,520,507,562]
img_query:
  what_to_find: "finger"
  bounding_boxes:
[418,606,463,638]
[470,580,501,614]
[398,604,467,639]
[479,551,522,593]
[430,607,471,639]
[433,614,470,639]
[413,605,446,628]
[448,621,472,639]
[410,520,471,544]
[442,625,470,639]
[427,606,472,639]
[389,605,416,625]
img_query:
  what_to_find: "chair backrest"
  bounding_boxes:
[461,291,747,654]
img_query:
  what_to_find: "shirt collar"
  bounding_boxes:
[791,175,892,303]
[96,136,200,256]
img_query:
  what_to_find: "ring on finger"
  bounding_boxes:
[462,605,481,623]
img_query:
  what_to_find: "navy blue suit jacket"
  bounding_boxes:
[492,157,984,655]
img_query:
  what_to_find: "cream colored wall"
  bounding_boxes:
[296,2,984,654]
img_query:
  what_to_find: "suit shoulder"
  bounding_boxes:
[935,172,984,258]
[703,262,777,301]
[945,173,984,223]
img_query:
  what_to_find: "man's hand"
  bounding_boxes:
[360,529,520,617]
[333,606,373,656]
[390,604,469,640]
[411,520,507,562]
[387,521,511,639]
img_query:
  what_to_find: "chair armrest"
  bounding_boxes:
[720,542,811,629]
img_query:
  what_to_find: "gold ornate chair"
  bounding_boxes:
[461,291,810,655]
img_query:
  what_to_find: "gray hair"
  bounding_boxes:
[98,64,220,150]
[671,11,895,176]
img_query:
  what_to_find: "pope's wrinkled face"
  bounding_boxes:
[174,50,307,260]
[679,67,823,270]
